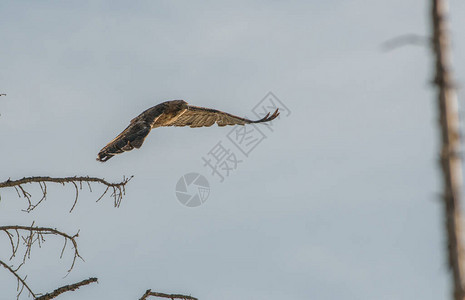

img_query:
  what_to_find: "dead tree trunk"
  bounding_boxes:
[431,0,465,299]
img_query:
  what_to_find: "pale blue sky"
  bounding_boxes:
[1,1,465,299]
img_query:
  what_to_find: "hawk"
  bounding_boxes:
[97,100,279,162]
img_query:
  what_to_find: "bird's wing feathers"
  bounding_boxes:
[97,122,151,162]
[97,101,280,162]
[167,105,279,128]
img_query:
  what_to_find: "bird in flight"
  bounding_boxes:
[97,100,279,162]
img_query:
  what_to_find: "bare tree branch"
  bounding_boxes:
[0,224,89,299]
[431,0,465,299]
[35,277,98,300]
[381,33,431,51]
[0,224,82,273]
[0,176,133,212]
[0,259,36,299]
[0,258,97,300]
[139,290,198,300]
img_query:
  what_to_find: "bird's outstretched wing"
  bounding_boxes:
[97,102,169,162]
[167,105,280,128]
[97,122,151,162]
[97,100,280,162]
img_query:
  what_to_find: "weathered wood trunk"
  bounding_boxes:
[431,0,465,299]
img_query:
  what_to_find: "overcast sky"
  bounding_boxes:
[2,1,465,299]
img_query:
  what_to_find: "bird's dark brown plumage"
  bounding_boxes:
[97,100,279,162]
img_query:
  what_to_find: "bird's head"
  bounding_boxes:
[170,100,188,109]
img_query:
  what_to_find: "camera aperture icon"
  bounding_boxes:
[175,173,210,207]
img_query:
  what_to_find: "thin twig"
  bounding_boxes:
[381,33,431,51]
[0,259,36,299]
[0,225,82,273]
